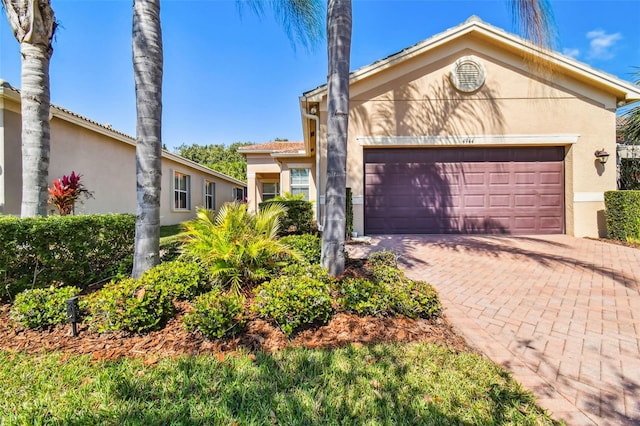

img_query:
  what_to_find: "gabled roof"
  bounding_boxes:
[301,16,640,104]
[0,80,246,187]
[239,141,306,155]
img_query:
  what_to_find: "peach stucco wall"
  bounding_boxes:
[0,94,245,225]
[246,155,316,211]
[311,36,618,237]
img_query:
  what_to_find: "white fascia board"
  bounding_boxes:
[358,134,580,147]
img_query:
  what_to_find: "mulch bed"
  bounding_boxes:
[0,259,474,362]
[0,304,472,362]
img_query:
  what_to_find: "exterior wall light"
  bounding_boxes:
[594,149,610,164]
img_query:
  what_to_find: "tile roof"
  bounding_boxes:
[240,141,305,153]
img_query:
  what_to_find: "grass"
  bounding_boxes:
[0,343,559,425]
[160,224,183,238]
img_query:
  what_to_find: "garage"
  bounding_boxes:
[364,146,565,234]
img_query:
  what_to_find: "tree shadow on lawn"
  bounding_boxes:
[50,344,557,425]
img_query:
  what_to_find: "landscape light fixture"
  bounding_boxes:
[66,296,80,336]
[594,149,610,164]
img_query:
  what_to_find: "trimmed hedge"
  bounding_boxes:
[604,191,640,241]
[258,200,313,235]
[0,214,135,297]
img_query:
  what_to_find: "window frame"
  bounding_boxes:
[204,180,216,211]
[290,168,310,201]
[173,171,191,211]
[261,181,280,202]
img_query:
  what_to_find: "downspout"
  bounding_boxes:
[302,109,321,230]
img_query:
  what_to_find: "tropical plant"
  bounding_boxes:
[320,0,554,276]
[47,171,93,215]
[130,0,322,279]
[2,0,57,217]
[181,202,300,294]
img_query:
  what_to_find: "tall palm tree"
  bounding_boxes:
[321,0,351,276]
[2,0,57,217]
[132,0,163,278]
[131,0,322,278]
[321,0,554,276]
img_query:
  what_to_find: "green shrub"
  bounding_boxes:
[368,250,398,268]
[0,214,135,298]
[253,275,333,337]
[335,260,442,320]
[280,263,333,285]
[82,278,174,334]
[605,191,640,241]
[10,286,81,329]
[280,234,321,264]
[370,264,404,285]
[389,279,442,319]
[140,260,206,300]
[335,277,391,316]
[258,199,314,235]
[183,288,245,339]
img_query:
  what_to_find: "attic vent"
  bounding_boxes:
[450,56,486,93]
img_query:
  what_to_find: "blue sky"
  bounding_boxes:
[1,0,639,150]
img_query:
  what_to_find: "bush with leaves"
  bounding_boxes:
[258,199,314,235]
[389,279,442,319]
[368,250,398,268]
[280,263,333,285]
[280,234,321,264]
[253,274,333,337]
[10,286,81,329]
[181,203,300,294]
[140,260,206,300]
[335,277,392,316]
[82,278,174,334]
[183,288,245,339]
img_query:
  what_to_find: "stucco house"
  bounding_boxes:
[242,16,640,238]
[0,80,246,225]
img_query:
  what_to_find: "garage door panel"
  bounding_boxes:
[364,147,564,235]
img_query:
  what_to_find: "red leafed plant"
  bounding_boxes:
[48,171,93,215]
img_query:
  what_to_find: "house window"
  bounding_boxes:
[233,187,245,201]
[262,182,279,201]
[291,168,310,200]
[204,181,215,210]
[174,171,191,210]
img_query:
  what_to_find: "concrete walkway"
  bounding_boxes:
[347,235,640,425]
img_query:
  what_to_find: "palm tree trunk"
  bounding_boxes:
[19,42,52,217]
[321,0,351,276]
[132,0,163,278]
[2,0,56,217]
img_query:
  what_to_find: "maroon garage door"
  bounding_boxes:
[364,147,564,234]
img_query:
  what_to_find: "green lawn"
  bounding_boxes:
[0,343,560,425]
[160,224,183,238]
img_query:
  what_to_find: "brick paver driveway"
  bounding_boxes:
[347,235,640,425]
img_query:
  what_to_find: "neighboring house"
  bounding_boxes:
[0,80,246,225]
[242,16,640,238]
